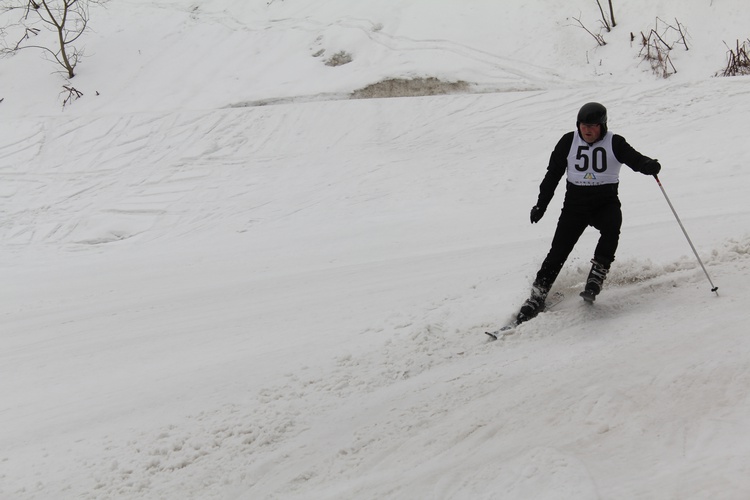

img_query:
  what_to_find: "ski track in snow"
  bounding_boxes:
[3,82,750,499]
[5,238,750,499]
[3,77,748,253]
[3,84,750,498]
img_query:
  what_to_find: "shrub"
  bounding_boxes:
[324,51,353,67]
[718,39,750,77]
[638,18,688,78]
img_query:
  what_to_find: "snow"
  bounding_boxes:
[1,0,750,498]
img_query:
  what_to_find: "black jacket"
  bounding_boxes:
[536,131,655,211]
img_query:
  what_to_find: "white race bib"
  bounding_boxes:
[566,132,622,186]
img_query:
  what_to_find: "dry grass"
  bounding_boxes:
[351,77,470,99]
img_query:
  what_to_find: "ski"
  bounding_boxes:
[485,292,564,340]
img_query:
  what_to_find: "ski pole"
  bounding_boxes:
[654,174,719,296]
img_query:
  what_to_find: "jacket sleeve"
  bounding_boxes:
[536,132,573,210]
[612,134,656,173]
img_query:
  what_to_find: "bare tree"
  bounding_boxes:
[2,0,101,78]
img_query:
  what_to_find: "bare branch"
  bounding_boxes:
[13,26,40,50]
[607,0,616,27]
[60,84,83,108]
[639,28,676,78]
[595,0,611,32]
[674,18,689,51]
[573,15,607,46]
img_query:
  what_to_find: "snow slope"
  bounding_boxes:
[2,0,750,498]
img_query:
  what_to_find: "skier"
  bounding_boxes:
[517,102,661,323]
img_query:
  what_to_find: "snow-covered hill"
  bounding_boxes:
[2,1,750,498]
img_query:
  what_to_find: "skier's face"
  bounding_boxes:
[579,123,602,143]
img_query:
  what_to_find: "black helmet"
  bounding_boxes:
[577,102,608,135]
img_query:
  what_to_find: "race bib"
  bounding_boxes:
[566,132,622,186]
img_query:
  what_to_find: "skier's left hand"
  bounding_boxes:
[640,158,661,176]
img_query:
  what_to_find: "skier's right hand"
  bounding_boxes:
[530,206,545,224]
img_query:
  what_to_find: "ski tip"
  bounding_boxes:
[485,323,516,341]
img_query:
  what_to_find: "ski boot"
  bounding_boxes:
[517,283,549,324]
[580,259,609,303]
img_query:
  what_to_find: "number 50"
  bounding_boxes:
[574,145,607,173]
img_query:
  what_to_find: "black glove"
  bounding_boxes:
[640,158,661,176]
[530,206,545,224]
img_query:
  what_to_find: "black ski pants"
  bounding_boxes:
[535,183,622,289]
